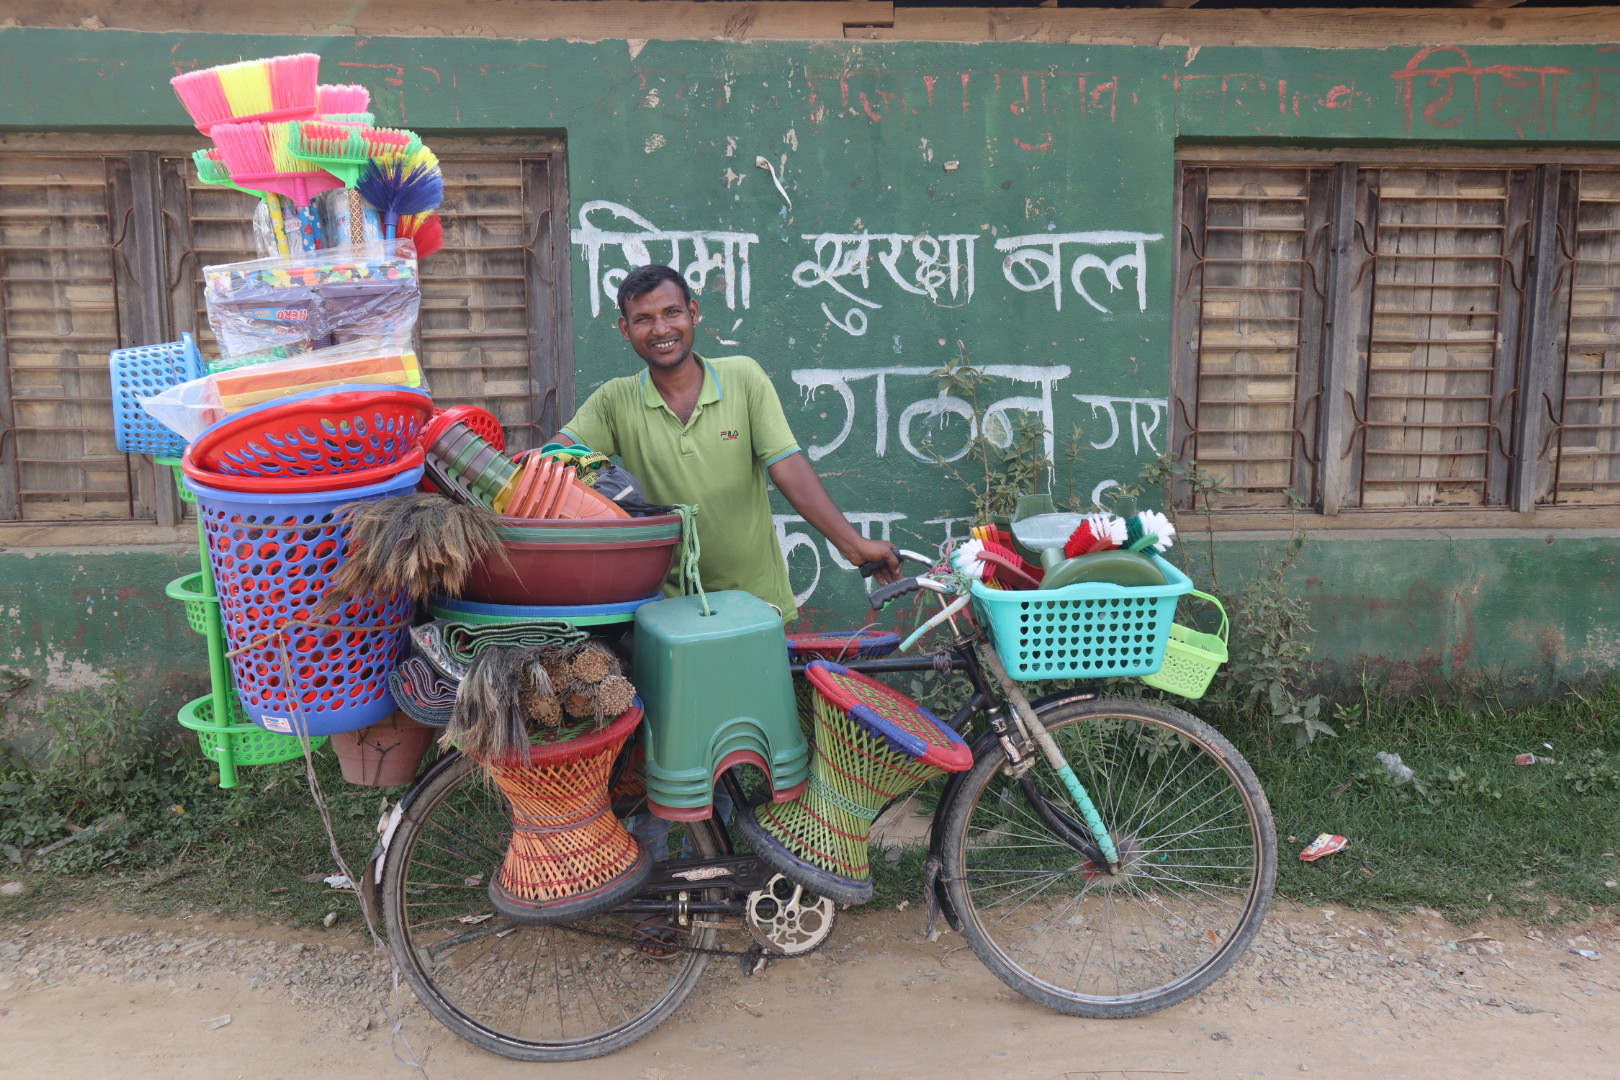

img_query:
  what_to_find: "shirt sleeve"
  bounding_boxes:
[559,381,619,458]
[743,359,800,466]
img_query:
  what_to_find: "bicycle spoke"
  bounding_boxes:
[945,698,1275,1017]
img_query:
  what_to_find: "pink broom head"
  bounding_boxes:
[268,53,322,114]
[318,83,371,115]
[171,67,233,134]
[212,120,342,205]
[398,212,444,259]
[321,112,376,129]
[175,55,320,134]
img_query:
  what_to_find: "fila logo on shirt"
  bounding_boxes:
[719,429,740,441]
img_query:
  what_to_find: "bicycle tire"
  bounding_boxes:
[939,696,1275,1018]
[381,752,727,1061]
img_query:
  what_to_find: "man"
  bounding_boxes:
[555,264,900,620]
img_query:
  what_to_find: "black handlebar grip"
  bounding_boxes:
[868,577,920,610]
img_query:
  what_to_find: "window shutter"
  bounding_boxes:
[0,152,143,521]
[1177,166,1326,509]
[418,152,567,452]
[1351,168,1530,509]
[1545,168,1620,506]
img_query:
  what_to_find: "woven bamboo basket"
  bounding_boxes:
[478,703,652,925]
[736,662,972,905]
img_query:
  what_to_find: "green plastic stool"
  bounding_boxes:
[631,591,810,820]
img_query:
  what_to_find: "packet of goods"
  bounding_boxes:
[1299,833,1349,862]
[138,338,422,442]
[202,239,420,356]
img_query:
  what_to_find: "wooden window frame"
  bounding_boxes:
[1174,147,1620,532]
[0,133,572,547]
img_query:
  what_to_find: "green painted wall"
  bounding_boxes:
[1,28,1618,735]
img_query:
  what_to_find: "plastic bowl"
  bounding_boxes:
[461,513,682,606]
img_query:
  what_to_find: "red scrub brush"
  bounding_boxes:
[951,538,1042,590]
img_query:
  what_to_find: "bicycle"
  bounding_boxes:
[371,552,1277,1061]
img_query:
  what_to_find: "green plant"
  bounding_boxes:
[924,343,1056,522]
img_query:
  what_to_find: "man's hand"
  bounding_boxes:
[844,536,903,584]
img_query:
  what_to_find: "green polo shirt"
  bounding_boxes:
[561,354,801,620]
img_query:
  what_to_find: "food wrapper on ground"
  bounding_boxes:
[203,240,420,356]
[138,338,422,442]
[1299,833,1349,862]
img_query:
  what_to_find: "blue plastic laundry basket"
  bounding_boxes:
[187,465,422,736]
[111,334,204,456]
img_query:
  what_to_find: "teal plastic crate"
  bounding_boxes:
[971,556,1193,682]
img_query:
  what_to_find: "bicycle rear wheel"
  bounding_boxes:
[381,752,727,1061]
[939,696,1275,1018]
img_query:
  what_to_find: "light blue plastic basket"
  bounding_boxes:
[971,556,1193,682]
[111,333,203,456]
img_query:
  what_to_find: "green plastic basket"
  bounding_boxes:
[1139,590,1229,700]
[177,693,323,769]
[165,572,215,635]
[155,455,194,504]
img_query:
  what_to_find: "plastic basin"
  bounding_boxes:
[462,513,683,606]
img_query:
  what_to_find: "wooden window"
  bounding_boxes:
[1545,168,1620,506]
[0,136,570,534]
[1176,156,1620,524]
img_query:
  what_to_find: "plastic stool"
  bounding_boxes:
[631,591,809,820]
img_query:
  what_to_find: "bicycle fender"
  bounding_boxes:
[925,689,1102,933]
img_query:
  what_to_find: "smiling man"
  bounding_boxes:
[555,263,900,621]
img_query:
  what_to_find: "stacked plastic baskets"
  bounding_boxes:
[180,385,433,741]
[108,335,307,787]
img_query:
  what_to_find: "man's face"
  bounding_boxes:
[618,280,700,372]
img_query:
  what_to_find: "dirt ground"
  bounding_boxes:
[2,898,1616,1080]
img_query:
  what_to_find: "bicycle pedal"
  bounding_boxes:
[746,952,770,976]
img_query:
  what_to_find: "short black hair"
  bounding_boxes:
[616,264,692,316]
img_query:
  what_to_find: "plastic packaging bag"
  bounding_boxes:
[203,240,420,358]
[320,188,385,248]
[139,338,425,443]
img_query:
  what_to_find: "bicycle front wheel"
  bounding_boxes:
[381,752,727,1061]
[939,696,1275,1018]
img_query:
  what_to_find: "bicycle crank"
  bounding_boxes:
[744,874,837,956]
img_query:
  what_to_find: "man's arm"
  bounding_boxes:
[768,452,902,584]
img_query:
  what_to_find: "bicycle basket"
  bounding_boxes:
[1139,590,1229,700]
[971,555,1192,681]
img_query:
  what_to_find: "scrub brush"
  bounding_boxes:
[951,538,1041,590]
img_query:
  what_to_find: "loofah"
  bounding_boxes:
[317,494,503,615]
[568,641,618,685]
[595,674,636,720]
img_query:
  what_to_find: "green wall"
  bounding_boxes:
[1,28,1618,730]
